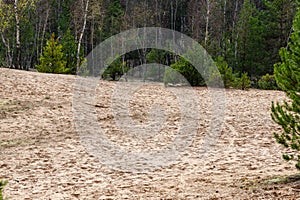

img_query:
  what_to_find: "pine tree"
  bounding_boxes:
[235,0,266,77]
[262,0,297,74]
[234,72,251,90]
[102,0,124,40]
[61,29,81,74]
[271,1,300,169]
[36,33,66,74]
[169,57,206,87]
[102,56,128,81]
[215,56,236,88]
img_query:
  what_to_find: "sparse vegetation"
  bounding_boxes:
[0,180,7,200]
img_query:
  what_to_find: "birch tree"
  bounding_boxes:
[76,0,89,70]
[13,0,21,69]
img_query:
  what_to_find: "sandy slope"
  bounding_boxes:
[0,68,299,199]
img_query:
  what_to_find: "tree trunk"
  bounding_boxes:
[222,0,227,57]
[1,32,13,68]
[14,0,21,69]
[232,0,239,34]
[41,3,50,56]
[76,0,89,71]
[233,0,239,70]
[204,0,210,48]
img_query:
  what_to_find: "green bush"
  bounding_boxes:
[208,56,236,88]
[163,67,185,86]
[258,73,278,90]
[234,72,251,90]
[77,58,89,76]
[0,180,7,200]
[146,49,166,64]
[165,57,205,86]
[145,65,165,82]
[102,57,129,81]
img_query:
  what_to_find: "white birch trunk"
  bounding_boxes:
[77,0,89,70]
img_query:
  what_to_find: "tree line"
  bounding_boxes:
[0,0,297,86]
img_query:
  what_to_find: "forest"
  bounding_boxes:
[0,0,297,88]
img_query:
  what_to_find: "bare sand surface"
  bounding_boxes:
[0,68,299,199]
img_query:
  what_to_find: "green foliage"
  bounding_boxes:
[61,29,82,74]
[77,59,89,77]
[167,57,205,86]
[21,11,36,70]
[146,49,166,64]
[102,57,129,81]
[163,67,186,86]
[0,180,7,200]
[262,0,297,75]
[235,0,267,76]
[102,0,124,39]
[234,72,251,90]
[145,50,169,82]
[36,33,67,74]
[271,3,300,170]
[0,0,297,79]
[57,0,72,34]
[208,56,236,88]
[0,42,6,67]
[144,65,165,82]
[258,73,278,90]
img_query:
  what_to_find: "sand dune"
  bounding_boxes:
[0,68,299,199]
